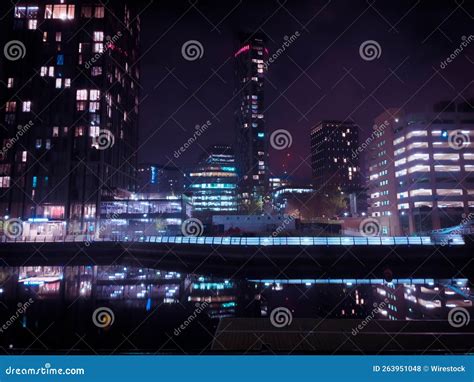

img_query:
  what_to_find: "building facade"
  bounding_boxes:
[368,102,474,235]
[186,144,238,213]
[367,109,402,235]
[310,120,361,192]
[234,34,269,212]
[0,1,140,235]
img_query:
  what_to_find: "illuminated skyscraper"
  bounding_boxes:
[234,34,268,212]
[0,1,140,235]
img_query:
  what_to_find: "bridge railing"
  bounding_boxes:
[0,235,465,246]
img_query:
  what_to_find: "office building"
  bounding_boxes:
[186,144,238,213]
[368,102,474,235]
[310,120,361,191]
[0,1,141,235]
[234,34,268,211]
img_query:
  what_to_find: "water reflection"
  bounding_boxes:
[0,266,471,353]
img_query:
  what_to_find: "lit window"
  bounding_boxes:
[48,66,55,77]
[93,31,104,42]
[465,165,474,172]
[76,89,88,100]
[434,165,460,172]
[408,165,430,173]
[56,32,62,42]
[5,101,16,112]
[89,90,100,101]
[57,54,64,65]
[65,78,71,88]
[7,78,14,88]
[93,43,103,53]
[436,189,463,196]
[92,66,102,76]
[43,31,48,42]
[55,78,62,88]
[0,176,11,188]
[407,153,429,162]
[40,67,47,76]
[22,151,27,162]
[76,101,87,111]
[94,6,105,18]
[433,153,459,161]
[53,127,59,137]
[45,4,75,20]
[28,19,37,30]
[89,102,100,112]
[409,189,432,197]
[406,130,428,139]
[407,142,428,150]
[35,139,42,149]
[22,101,31,112]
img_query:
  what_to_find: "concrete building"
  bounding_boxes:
[368,102,474,235]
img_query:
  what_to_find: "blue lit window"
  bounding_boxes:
[32,176,37,188]
[57,54,64,65]
[257,132,264,138]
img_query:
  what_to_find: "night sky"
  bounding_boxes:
[137,0,474,181]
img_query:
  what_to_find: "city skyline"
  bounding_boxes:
[136,0,473,182]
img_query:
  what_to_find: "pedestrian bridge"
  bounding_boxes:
[0,234,466,246]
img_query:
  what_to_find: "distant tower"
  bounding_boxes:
[234,33,268,212]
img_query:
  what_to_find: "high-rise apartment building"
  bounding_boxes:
[0,1,140,235]
[368,102,474,235]
[186,145,238,213]
[310,120,361,191]
[234,34,268,211]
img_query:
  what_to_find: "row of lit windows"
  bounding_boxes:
[398,201,471,209]
[395,164,474,175]
[5,101,31,112]
[398,189,466,199]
